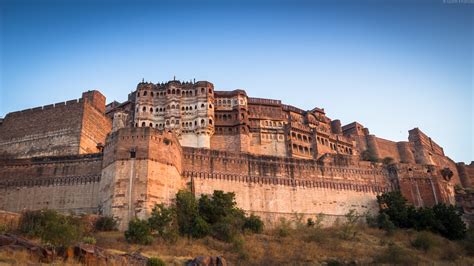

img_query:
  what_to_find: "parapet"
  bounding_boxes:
[82,90,106,113]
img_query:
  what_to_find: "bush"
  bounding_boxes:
[125,219,153,245]
[82,236,96,245]
[243,214,264,234]
[147,257,166,266]
[275,218,291,238]
[18,210,83,248]
[376,191,466,240]
[377,213,396,235]
[175,190,200,238]
[411,231,434,252]
[95,216,117,231]
[340,209,359,240]
[148,203,176,239]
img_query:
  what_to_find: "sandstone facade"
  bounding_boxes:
[0,79,470,229]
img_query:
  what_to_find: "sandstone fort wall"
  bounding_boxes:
[0,154,102,213]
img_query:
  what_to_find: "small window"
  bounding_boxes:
[142,122,146,127]
[144,91,147,96]
[149,123,153,127]
[142,106,146,112]
[201,104,205,108]
[130,150,136,158]
[209,119,213,125]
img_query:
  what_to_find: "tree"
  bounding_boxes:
[376,191,414,228]
[175,190,201,238]
[148,204,174,237]
[431,204,466,240]
[125,219,153,245]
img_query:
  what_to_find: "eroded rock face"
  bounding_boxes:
[0,233,52,262]
[0,234,149,266]
[186,256,227,266]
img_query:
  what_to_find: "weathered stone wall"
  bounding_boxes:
[79,98,113,154]
[0,91,111,159]
[191,172,388,227]
[100,127,185,230]
[0,154,103,213]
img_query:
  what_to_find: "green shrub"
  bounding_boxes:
[147,257,166,266]
[411,231,434,252]
[340,209,359,240]
[95,216,117,231]
[377,213,396,235]
[377,191,466,240]
[243,214,264,234]
[175,190,200,238]
[18,210,83,248]
[276,218,291,238]
[125,219,153,245]
[148,203,176,240]
[82,236,96,245]
[191,216,211,238]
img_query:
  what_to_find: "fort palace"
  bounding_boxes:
[0,79,472,229]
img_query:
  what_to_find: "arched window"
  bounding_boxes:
[137,92,140,97]
[186,106,189,111]
[171,120,175,124]
[194,121,197,126]
[171,105,175,109]
[201,119,205,125]
[144,91,147,96]
[166,120,170,125]
[167,89,170,94]
[135,123,138,127]
[182,107,185,111]
[201,88,205,93]
[167,105,170,109]
[151,92,154,97]
[172,89,175,94]
[209,88,212,94]
[177,89,180,94]
[155,108,159,112]
[209,104,212,109]
[182,122,185,126]
[209,119,213,125]
[195,105,197,110]
[142,122,146,127]
[150,108,153,113]
[142,106,146,112]
[149,123,153,127]
[201,104,205,108]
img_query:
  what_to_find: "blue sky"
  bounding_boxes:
[0,0,472,162]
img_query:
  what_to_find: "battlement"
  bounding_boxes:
[248,97,282,106]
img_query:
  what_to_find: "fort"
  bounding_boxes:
[0,79,472,229]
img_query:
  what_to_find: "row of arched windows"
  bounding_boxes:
[291,132,312,143]
[136,103,212,114]
[290,144,313,155]
[137,88,213,98]
[135,118,213,129]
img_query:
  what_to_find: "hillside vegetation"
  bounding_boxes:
[1,190,473,265]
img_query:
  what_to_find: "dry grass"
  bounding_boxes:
[2,226,474,265]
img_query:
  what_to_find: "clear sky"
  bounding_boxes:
[0,0,472,162]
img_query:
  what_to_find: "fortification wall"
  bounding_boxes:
[100,127,185,230]
[0,154,102,213]
[183,148,392,225]
[79,101,112,154]
[190,172,389,226]
[375,137,401,162]
[0,101,84,158]
[0,91,111,158]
